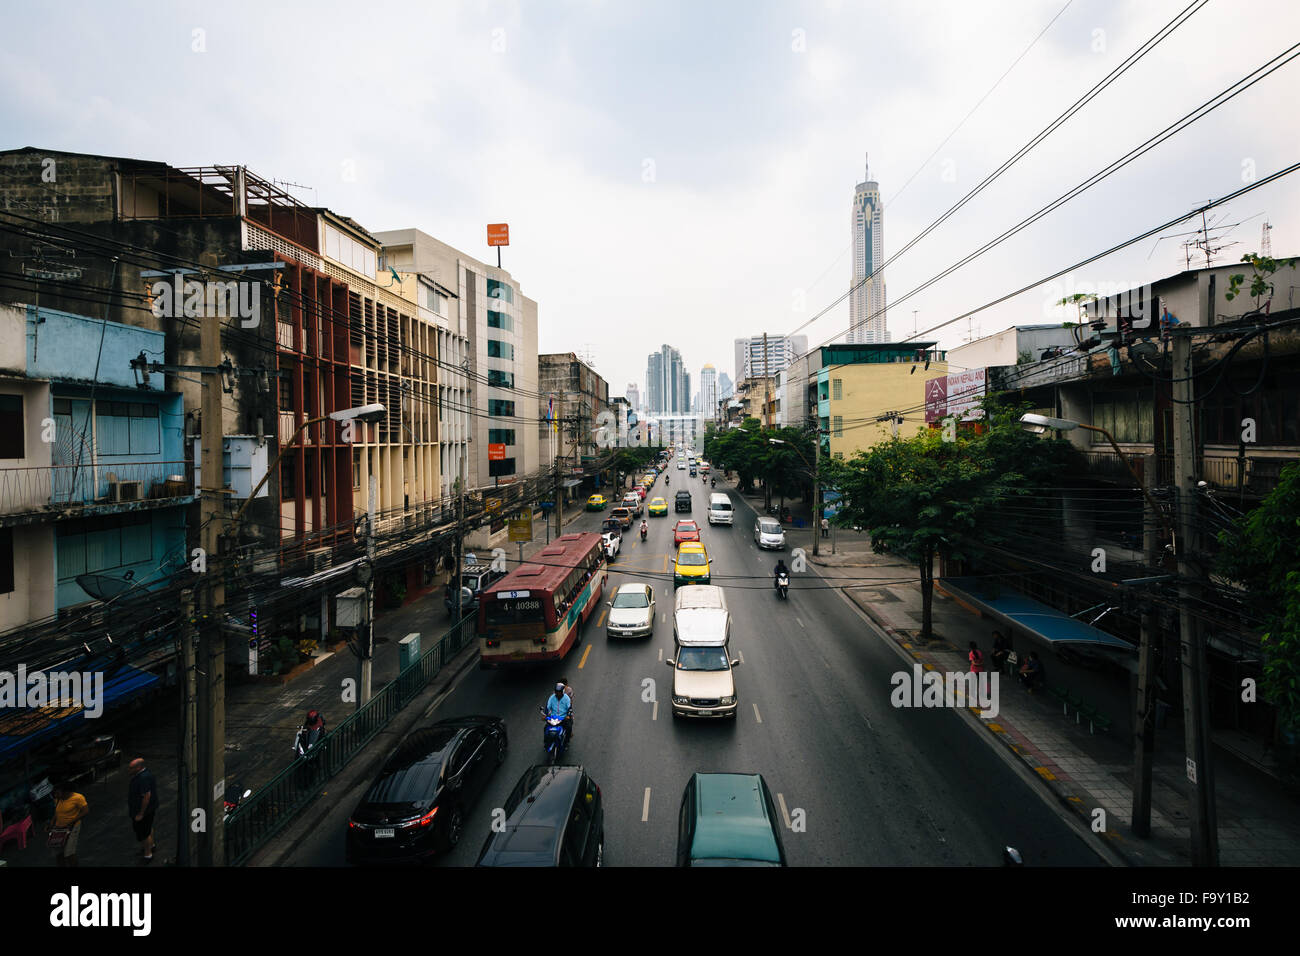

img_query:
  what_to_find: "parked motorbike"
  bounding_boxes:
[223,783,253,822]
[539,707,569,765]
[775,572,790,600]
[52,734,121,784]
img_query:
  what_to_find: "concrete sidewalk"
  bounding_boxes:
[0,506,588,868]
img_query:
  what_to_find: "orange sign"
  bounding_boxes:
[488,443,507,461]
[487,223,510,247]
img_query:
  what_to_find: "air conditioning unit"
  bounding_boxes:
[111,480,143,502]
[307,549,332,574]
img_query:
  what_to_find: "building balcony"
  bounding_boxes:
[1081,448,1298,497]
[0,460,194,524]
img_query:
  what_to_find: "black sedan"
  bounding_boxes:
[346,715,507,865]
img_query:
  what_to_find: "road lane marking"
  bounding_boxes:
[658,646,663,661]
[738,650,745,663]
[777,792,792,830]
[578,644,593,669]
[642,788,652,822]
[652,699,658,721]
[597,609,608,627]
[796,617,805,628]
[752,703,762,723]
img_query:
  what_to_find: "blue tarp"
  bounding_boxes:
[938,577,1135,651]
[0,664,160,766]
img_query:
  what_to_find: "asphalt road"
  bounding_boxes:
[290,464,1102,866]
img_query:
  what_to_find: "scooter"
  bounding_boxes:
[539,707,569,765]
[640,524,648,542]
[292,723,325,758]
[223,783,253,822]
[775,572,789,600]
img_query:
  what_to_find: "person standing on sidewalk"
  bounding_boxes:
[49,781,89,868]
[990,631,1010,675]
[821,517,830,539]
[127,758,158,864]
[967,641,985,674]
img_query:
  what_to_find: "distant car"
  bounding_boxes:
[347,716,507,865]
[601,532,621,562]
[476,765,604,867]
[445,565,506,616]
[587,494,607,511]
[648,496,668,517]
[754,517,785,550]
[689,467,697,477]
[674,542,710,587]
[606,582,655,638]
[621,494,643,517]
[673,520,701,546]
[633,486,648,500]
[610,506,633,529]
[677,461,686,470]
[676,773,786,866]
[601,517,623,536]
[675,491,692,513]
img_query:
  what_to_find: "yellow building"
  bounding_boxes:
[803,344,947,460]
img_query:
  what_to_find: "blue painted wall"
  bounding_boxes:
[26,305,165,390]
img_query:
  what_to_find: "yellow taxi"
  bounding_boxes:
[648,496,668,516]
[586,494,607,511]
[673,542,711,587]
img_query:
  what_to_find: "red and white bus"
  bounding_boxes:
[477,532,608,666]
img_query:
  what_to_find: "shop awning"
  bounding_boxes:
[937,577,1134,651]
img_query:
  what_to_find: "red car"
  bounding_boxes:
[634,486,648,500]
[673,520,701,546]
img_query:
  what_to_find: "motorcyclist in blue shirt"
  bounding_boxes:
[545,682,573,743]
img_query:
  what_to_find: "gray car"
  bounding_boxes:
[754,517,785,550]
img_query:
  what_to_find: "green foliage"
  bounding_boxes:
[1224,253,1299,304]
[1017,350,1034,365]
[1217,462,1300,733]
[704,421,817,498]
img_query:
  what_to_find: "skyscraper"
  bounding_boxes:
[646,344,689,413]
[733,334,808,379]
[626,382,640,413]
[849,155,886,344]
[700,365,718,418]
[718,372,733,400]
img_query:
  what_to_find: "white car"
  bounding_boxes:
[602,532,621,562]
[606,583,655,639]
[754,517,785,550]
[677,461,686,470]
[621,494,643,517]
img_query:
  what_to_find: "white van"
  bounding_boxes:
[668,585,737,718]
[707,493,733,526]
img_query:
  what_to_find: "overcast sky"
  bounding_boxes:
[4,0,1298,395]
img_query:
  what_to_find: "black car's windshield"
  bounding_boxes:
[612,589,649,608]
[676,646,729,671]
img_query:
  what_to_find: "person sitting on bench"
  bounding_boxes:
[1018,652,1043,693]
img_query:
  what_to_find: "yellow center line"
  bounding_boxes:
[578,643,593,670]
[597,608,608,627]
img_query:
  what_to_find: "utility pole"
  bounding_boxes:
[197,286,226,866]
[812,425,821,558]
[359,474,376,703]
[1172,329,1218,864]
[1131,452,1160,836]
[177,590,197,866]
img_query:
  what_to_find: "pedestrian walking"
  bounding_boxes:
[821,517,830,539]
[990,631,1010,675]
[967,641,984,674]
[127,758,158,864]
[49,781,88,868]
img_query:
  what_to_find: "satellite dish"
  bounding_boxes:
[1128,341,1160,363]
[75,572,136,601]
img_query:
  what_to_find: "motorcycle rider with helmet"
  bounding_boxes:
[545,681,573,745]
[639,519,648,541]
[773,559,790,593]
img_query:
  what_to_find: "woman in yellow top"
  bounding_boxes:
[50,782,90,867]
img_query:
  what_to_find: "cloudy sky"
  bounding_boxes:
[4,0,1298,396]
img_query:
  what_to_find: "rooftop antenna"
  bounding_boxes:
[1261,220,1273,257]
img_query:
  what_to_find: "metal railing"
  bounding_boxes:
[1081,448,1297,496]
[223,612,479,866]
[0,460,192,516]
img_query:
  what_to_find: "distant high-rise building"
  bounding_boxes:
[699,365,718,418]
[646,344,690,413]
[849,155,886,344]
[733,334,807,379]
[718,372,734,401]
[626,382,640,413]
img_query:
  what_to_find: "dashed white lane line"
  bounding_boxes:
[796,617,805,629]
[658,646,663,662]
[738,650,745,664]
[752,703,763,724]
[777,792,792,830]
[642,787,652,822]
[652,699,658,721]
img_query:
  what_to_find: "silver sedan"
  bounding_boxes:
[606,583,656,639]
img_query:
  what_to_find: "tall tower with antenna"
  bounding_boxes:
[1262,221,1273,257]
[848,153,886,344]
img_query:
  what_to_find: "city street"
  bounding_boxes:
[290,468,1101,866]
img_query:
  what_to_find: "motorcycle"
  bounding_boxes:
[539,707,569,765]
[223,783,253,822]
[775,572,789,600]
[640,524,648,542]
[710,478,716,488]
[52,734,120,785]
[292,723,325,758]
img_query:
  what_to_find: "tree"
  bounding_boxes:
[823,403,1074,639]
[1216,462,1300,740]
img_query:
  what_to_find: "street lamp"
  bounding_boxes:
[769,435,823,556]
[1018,413,1172,542]
[233,403,386,526]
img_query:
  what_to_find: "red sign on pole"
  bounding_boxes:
[488,443,507,461]
[487,224,510,247]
